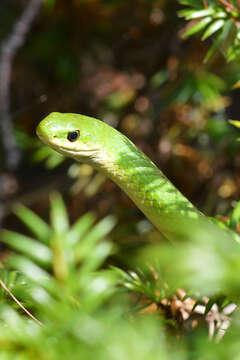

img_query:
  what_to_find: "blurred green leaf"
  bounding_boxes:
[230,119,240,128]
[13,204,51,244]
[179,0,202,7]
[33,145,65,169]
[150,70,169,88]
[68,212,96,245]
[229,201,240,230]
[74,215,116,262]
[78,242,113,276]
[7,255,56,292]
[204,30,222,63]
[104,90,135,109]
[1,230,52,266]
[50,193,69,235]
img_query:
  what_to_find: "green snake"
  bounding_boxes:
[37,112,238,243]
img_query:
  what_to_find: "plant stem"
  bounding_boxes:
[203,0,208,9]
[217,0,238,13]
[0,0,43,171]
[0,278,43,326]
[217,0,240,27]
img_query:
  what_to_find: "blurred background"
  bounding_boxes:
[1,0,240,254]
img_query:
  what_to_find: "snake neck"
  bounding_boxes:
[84,133,237,243]
[95,136,204,241]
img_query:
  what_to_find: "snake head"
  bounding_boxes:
[36,112,108,162]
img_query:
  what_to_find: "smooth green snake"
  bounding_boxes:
[37,112,239,244]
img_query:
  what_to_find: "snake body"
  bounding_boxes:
[37,112,237,243]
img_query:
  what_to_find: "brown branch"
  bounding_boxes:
[217,0,240,27]
[0,0,43,171]
[0,278,43,326]
[217,0,238,12]
[203,0,208,9]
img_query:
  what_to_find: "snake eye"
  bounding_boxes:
[67,130,80,142]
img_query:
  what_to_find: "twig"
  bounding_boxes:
[217,0,240,27]
[0,278,43,326]
[0,0,43,171]
[203,0,208,9]
[217,0,238,12]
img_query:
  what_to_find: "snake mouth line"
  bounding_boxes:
[37,132,99,154]
[57,146,99,153]
[55,146,100,158]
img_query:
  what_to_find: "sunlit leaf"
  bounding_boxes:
[1,230,52,266]
[50,193,69,235]
[183,17,212,38]
[229,120,240,128]
[178,8,214,20]
[202,19,225,40]
[232,80,240,89]
[7,255,56,292]
[0,305,24,329]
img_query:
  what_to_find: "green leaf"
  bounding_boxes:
[110,266,133,282]
[178,0,202,7]
[205,297,216,315]
[183,17,212,38]
[215,11,228,19]
[33,146,65,169]
[202,19,225,40]
[178,8,214,20]
[204,31,222,63]
[1,230,52,266]
[219,296,231,310]
[229,201,240,230]
[68,212,96,245]
[78,242,113,276]
[45,152,65,169]
[33,145,53,162]
[229,120,240,128]
[13,204,51,244]
[204,19,235,62]
[227,44,240,62]
[74,215,116,262]
[150,70,169,88]
[50,193,69,235]
[105,90,135,109]
[7,255,55,291]
[0,305,24,329]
